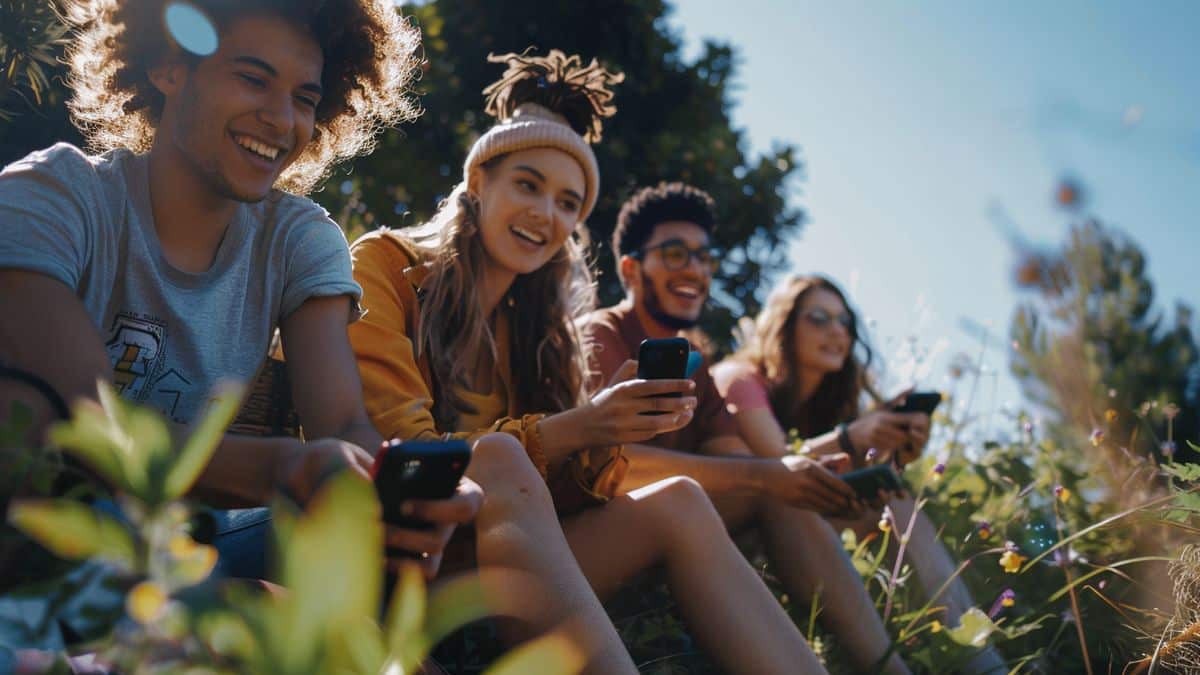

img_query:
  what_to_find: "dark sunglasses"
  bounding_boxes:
[800,308,853,330]
[635,239,720,273]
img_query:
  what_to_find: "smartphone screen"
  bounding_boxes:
[372,439,471,529]
[637,337,689,414]
[892,391,942,416]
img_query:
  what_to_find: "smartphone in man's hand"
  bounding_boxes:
[840,464,902,500]
[371,439,471,530]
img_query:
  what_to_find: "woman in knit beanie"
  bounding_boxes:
[348,51,830,674]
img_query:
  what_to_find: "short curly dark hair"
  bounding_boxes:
[612,182,717,257]
[62,0,420,195]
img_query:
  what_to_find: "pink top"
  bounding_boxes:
[709,359,773,415]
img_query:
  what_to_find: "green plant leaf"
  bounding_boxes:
[483,632,586,675]
[8,499,136,568]
[424,573,490,648]
[47,399,130,492]
[945,608,997,648]
[385,561,427,667]
[329,614,388,674]
[1163,462,1200,483]
[163,382,246,501]
[274,472,382,671]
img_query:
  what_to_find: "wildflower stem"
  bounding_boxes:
[1054,499,1094,675]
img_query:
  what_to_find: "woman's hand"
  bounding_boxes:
[847,408,932,465]
[552,360,697,449]
[761,452,863,517]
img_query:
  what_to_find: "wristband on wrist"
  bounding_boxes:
[836,422,857,457]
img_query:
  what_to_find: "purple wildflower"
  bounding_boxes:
[988,588,1016,618]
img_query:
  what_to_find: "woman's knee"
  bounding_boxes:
[635,476,723,532]
[467,433,554,514]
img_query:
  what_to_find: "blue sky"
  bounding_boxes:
[671,0,1200,418]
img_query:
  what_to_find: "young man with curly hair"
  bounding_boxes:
[0,0,481,577]
[580,182,913,675]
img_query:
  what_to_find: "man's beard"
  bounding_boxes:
[642,270,701,331]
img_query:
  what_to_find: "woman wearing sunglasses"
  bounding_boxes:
[712,275,1006,673]
[350,51,832,674]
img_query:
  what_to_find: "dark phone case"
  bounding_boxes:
[840,465,902,499]
[372,439,471,530]
[637,337,690,415]
[892,391,942,416]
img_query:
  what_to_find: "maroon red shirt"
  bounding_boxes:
[581,301,738,453]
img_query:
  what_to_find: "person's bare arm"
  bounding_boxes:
[278,295,382,452]
[622,431,860,515]
[0,270,111,414]
[730,407,791,458]
[0,270,362,508]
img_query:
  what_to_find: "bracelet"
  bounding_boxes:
[836,422,857,457]
[524,415,550,480]
[0,365,70,420]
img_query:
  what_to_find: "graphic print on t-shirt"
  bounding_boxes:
[106,311,169,402]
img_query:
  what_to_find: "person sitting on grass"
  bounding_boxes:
[579,181,912,675]
[712,274,1007,674]
[349,49,833,675]
[0,0,479,581]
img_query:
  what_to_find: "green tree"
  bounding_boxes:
[319,0,804,349]
[0,0,81,160]
[1009,217,1199,475]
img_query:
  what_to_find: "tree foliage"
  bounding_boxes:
[319,0,805,349]
[1009,218,1199,470]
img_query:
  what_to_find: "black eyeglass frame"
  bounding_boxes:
[632,239,721,273]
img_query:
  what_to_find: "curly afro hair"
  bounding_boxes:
[612,181,718,257]
[61,0,421,195]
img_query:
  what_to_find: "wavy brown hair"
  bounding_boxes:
[61,0,420,195]
[730,275,879,437]
[406,51,620,429]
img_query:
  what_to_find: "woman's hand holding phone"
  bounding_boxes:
[577,359,697,445]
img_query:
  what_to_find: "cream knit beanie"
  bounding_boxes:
[463,102,600,221]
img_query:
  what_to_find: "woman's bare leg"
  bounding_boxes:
[562,477,827,675]
[465,434,637,675]
[715,496,910,675]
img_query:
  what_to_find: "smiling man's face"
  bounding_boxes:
[153,12,323,203]
[627,220,713,331]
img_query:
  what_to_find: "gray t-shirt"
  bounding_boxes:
[0,143,361,424]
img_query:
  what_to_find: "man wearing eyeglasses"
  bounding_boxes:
[579,182,912,675]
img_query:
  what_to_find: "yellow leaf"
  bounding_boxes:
[8,499,135,567]
[484,632,586,675]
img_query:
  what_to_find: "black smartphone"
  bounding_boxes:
[371,439,472,530]
[892,391,942,416]
[840,464,902,499]
[637,337,690,415]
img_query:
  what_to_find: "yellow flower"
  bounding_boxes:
[168,534,198,558]
[1055,485,1071,503]
[127,581,168,624]
[1104,409,1118,423]
[999,550,1025,574]
[930,620,943,633]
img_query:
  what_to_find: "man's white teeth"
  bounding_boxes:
[670,284,701,299]
[510,225,546,245]
[235,135,280,161]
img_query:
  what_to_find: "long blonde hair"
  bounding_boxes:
[731,275,879,436]
[406,50,619,429]
[405,182,596,429]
